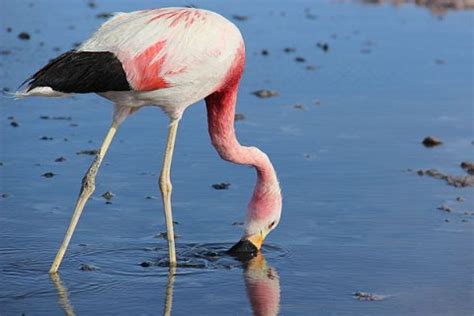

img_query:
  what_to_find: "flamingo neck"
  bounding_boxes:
[205,84,281,222]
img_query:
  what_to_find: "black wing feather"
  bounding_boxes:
[26,50,131,93]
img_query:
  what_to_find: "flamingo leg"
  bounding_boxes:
[49,122,119,273]
[159,118,180,266]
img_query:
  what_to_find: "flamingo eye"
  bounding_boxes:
[268,221,276,229]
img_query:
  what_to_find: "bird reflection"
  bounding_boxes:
[50,253,279,316]
[50,273,75,316]
[243,253,281,316]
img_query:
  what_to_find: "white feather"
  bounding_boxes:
[80,8,244,119]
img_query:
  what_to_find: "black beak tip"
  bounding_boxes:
[227,240,258,261]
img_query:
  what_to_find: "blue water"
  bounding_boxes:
[1,1,473,315]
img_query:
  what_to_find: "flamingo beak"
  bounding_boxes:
[228,231,264,255]
[247,233,264,250]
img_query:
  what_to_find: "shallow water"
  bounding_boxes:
[1,0,473,315]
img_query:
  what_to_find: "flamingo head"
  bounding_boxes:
[229,180,282,256]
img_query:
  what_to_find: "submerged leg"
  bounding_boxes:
[159,119,181,266]
[49,121,120,273]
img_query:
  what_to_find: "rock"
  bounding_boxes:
[317,42,329,52]
[293,104,305,110]
[76,149,98,155]
[416,168,474,187]
[140,261,152,267]
[102,191,114,201]
[42,172,55,178]
[422,136,443,147]
[79,263,98,271]
[18,32,31,40]
[252,90,279,98]
[353,291,385,301]
[295,56,306,62]
[39,115,72,120]
[232,15,248,21]
[234,113,245,121]
[460,161,474,175]
[96,12,113,19]
[437,204,452,212]
[212,182,231,190]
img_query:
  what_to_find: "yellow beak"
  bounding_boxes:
[247,231,265,250]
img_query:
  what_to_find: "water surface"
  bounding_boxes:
[1,0,473,315]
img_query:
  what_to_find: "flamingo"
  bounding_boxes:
[17,7,282,273]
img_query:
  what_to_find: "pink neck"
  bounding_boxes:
[205,85,280,213]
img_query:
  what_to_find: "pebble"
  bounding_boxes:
[18,32,31,40]
[293,104,305,110]
[437,204,452,212]
[232,15,248,21]
[295,56,306,62]
[416,168,474,187]
[212,182,230,190]
[234,113,245,121]
[96,12,113,19]
[79,263,98,271]
[422,136,442,147]
[76,149,98,155]
[252,90,279,98]
[353,291,385,301]
[102,191,114,201]
[317,42,329,52]
[460,161,474,175]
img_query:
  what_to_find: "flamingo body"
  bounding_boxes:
[23,8,244,120]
